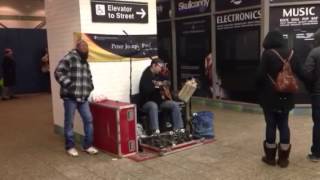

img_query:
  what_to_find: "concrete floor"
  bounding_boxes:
[0,93,319,180]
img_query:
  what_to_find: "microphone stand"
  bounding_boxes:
[123,30,133,101]
[123,30,152,102]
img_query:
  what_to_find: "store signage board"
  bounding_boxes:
[216,9,261,31]
[91,0,148,23]
[175,0,211,17]
[270,5,319,30]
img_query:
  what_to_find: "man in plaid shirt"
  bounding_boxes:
[54,40,98,157]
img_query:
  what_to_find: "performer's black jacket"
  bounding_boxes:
[139,66,163,107]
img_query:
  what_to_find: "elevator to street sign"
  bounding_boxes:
[91,0,148,23]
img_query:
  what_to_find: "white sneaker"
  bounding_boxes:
[66,148,79,157]
[84,146,99,155]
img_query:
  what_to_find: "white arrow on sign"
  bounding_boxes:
[136,8,146,19]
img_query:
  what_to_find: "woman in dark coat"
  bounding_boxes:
[256,30,300,168]
[2,48,16,100]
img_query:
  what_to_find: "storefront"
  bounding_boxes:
[156,0,319,104]
[215,0,261,102]
[269,0,320,103]
[157,0,212,97]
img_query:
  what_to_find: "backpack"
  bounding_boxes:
[267,49,298,93]
[192,111,214,139]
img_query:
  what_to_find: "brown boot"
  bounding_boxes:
[262,141,277,166]
[277,143,291,168]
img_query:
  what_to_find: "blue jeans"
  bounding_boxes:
[63,99,93,150]
[142,100,184,131]
[263,109,290,144]
[311,95,320,156]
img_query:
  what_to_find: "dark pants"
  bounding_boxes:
[263,109,290,144]
[311,95,320,156]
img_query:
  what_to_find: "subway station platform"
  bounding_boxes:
[0,93,319,180]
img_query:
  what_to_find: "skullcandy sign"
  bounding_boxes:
[215,0,260,11]
[175,0,211,17]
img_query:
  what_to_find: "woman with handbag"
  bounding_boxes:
[256,30,300,168]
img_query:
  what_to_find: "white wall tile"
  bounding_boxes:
[45,0,81,128]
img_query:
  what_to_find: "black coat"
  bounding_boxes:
[302,46,320,94]
[139,66,163,106]
[256,30,304,112]
[2,56,16,87]
[256,48,300,112]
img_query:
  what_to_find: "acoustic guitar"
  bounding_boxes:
[153,80,173,100]
[160,85,172,100]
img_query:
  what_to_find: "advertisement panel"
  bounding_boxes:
[270,5,319,30]
[270,4,320,103]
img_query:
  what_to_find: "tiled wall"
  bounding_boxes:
[45,0,82,128]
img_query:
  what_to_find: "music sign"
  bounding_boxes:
[91,0,148,23]
[270,5,320,30]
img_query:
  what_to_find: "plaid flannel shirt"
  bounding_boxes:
[54,49,94,102]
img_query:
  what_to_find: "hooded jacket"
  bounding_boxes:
[256,30,300,111]
[302,28,320,95]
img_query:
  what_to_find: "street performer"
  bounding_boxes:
[139,58,184,135]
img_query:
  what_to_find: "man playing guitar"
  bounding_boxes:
[139,58,184,135]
